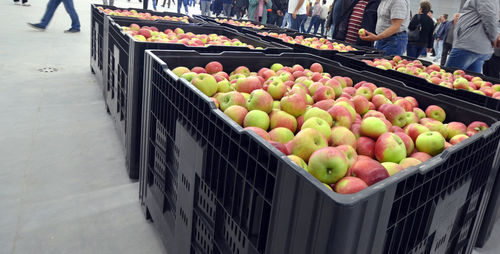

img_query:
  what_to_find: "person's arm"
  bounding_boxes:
[360,19,404,41]
[292,0,305,18]
[477,0,500,46]
[408,14,418,31]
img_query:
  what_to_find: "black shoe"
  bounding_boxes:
[64,28,80,33]
[28,23,45,31]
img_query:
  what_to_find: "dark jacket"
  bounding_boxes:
[408,13,435,48]
[272,0,287,13]
[439,21,453,42]
[330,0,381,47]
[435,20,450,40]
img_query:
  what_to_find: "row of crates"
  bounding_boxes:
[89,4,500,253]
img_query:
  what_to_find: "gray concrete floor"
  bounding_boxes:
[0,0,498,254]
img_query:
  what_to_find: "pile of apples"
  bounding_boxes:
[364,56,500,99]
[258,32,357,52]
[97,6,190,23]
[122,24,262,49]
[214,18,265,29]
[171,62,489,194]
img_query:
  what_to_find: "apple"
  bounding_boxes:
[454,77,470,90]
[224,105,248,125]
[191,73,218,97]
[336,145,358,168]
[287,128,328,162]
[356,86,373,100]
[308,82,324,95]
[350,158,390,186]
[330,126,357,148]
[280,93,307,117]
[467,121,488,134]
[405,123,430,142]
[180,71,197,82]
[269,127,295,144]
[269,141,289,155]
[446,122,467,139]
[334,177,368,194]
[246,89,273,113]
[381,162,403,176]
[415,131,445,156]
[381,104,407,127]
[325,79,343,98]
[413,108,426,120]
[303,107,333,126]
[270,63,284,72]
[450,134,469,145]
[356,136,375,158]
[360,117,388,139]
[234,76,262,93]
[328,105,353,128]
[358,28,366,37]
[374,133,407,163]
[204,61,223,74]
[352,95,370,115]
[302,117,332,140]
[410,152,432,162]
[399,158,421,169]
[244,110,270,130]
[310,63,323,73]
[216,91,246,111]
[394,132,414,155]
[308,147,348,184]
[420,118,448,139]
[269,109,297,133]
[244,127,270,140]
[287,155,308,171]
[425,105,446,122]
[312,86,335,102]
[172,66,191,77]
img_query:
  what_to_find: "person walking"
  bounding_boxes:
[306,0,321,34]
[433,14,449,62]
[330,0,381,47]
[288,0,307,31]
[446,0,499,73]
[359,0,410,56]
[201,0,211,16]
[28,0,80,33]
[431,16,443,57]
[223,0,233,17]
[318,0,329,36]
[440,13,459,66]
[406,1,434,58]
[14,0,30,6]
[102,0,114,5]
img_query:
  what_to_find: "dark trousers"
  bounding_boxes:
[267,11,284,26]
[406,43,426,58]
[14,0,28,3]
[483,55,500,79]
[441,42,452,66]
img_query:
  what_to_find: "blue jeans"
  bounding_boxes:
[291,14,307,32]
[306,16,320,34]
[282,13,291,28]
[434,40,443,61]
[177,0,189,13]
[445,48,493,73]
[406,44,426,58]
[40,0,80,30]
[300,16,308,33]
[376,32,408,56]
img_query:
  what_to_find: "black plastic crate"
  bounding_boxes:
[139,50,500,254]
[242,28,381,57]
[201,16,285,32]
[103,17,291,179]
[333,54,500,248]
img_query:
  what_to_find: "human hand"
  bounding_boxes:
[359,31,378,41]
[427,48,432,53]
[292,11,297,19]
[277,10,282,16]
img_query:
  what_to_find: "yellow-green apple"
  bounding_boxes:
[405,112,419,124]
[306,94,314,105]
[328,105,353,128]
[286,128,328,162]
[287,155,308,171]
[399,158,422,169]
[312,86,335,102]
[270,63,284,72]
[235,76,262,93]
[244,126,270,140]
[246,89,273,113]
[405,123,430,142]
[272,101,280,109]
[360,117,388,139]
[363,110,385,119]
[313,99,335,111]
[344,77,353,87]
[413,108,426,120]
[416,131,445,156]
[358,28,367,37]
[352,95,370,115]
[375,133,407,163]
[356,136,375,158]
[355,86,373,100]
[269,141,289,155]
[301,117,332,139]
[308,82,324,95]
[217,79,234,93]
[371,94,392,109]
[425,105,446,122]
[334,101,356,120]
[394,132,414,155]
[446,122,467,139]
[269,127,295,144]
[216,91,246,111]
[350,158,389,185]
[404,96,418,108]
[191,73,218,96]
[333,76,347,88]
[467,121,488,134]
[231,66,251,76]
[308,147,348,184]
[373,87,394,100]
[420,118,448,139]
[334,176,368,194]
[336,145,358,168]
[280,93,307,117]
[410,152,432,162]
[243,110,270,130]
[224,105,248,125]
[449,134,469,145]
[304,107,333,126]
[325,79,343,98]
[381,162,403,176]
[172,66,190,77]
[330,126,357,148]
[181,72,197,82]
[381,104,407,127]
[278,71,293,82]
[454,77,470,90]
[292,64,305,73]
[191,66,207,74]
[269,110,297,132]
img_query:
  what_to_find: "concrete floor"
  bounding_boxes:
[0,0,498,254]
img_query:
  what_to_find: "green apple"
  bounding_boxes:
[243,110,270,130]
[270,63,284,72]
[286,128,328,162]
[308,147,348,184]
[269,127,295,144]
[301,117,331,140]
[172,66,190,77]
[381,162,403,176]
[180,72,197,82]
[246,89,273,113]
[217,79,234,93]
[191,73,218,97]
[287,155,308,171]
[415,131,445,156]
[330,126,357,148]
[374,133,407,163]
[303,107,333,126]
[360,117,388,139]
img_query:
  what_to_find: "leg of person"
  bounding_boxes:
[14,0,21,5]
[445,48,481,70]
[319,19,325,36]
[440,43,451,66]
[62,0,80,32]
[290,14,300,30]
[281,13,289,28]
[406,44,418,58]
[183,0,188,13]
[306,16,316,33]
[313,17,321,34]
[299,16,307,33]
[275,15,284,27]
[223,3,230,17]
[103,0,108,5]
[33,0,62,29]
[434,40,443,61]
[152,0,157,10]
[466,54,493,73]
[177,0,182,13]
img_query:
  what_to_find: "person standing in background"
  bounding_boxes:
[431,15,442,57]
[200,0,211,16]
[28,0,80,33]
[359,0,410,55]
[234,0,248,19]
[318,0,329,36]
[428,10,436,23]
[332,0,380,47]
[440,13,459,66]
[306,0,321,34]
[177,0,189,14]
[268,0,287,26]
[288,0,307,31]
[405,1,434,58]
[433,14,449,62]
[223,0,233,17]
[446,0,499,73]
